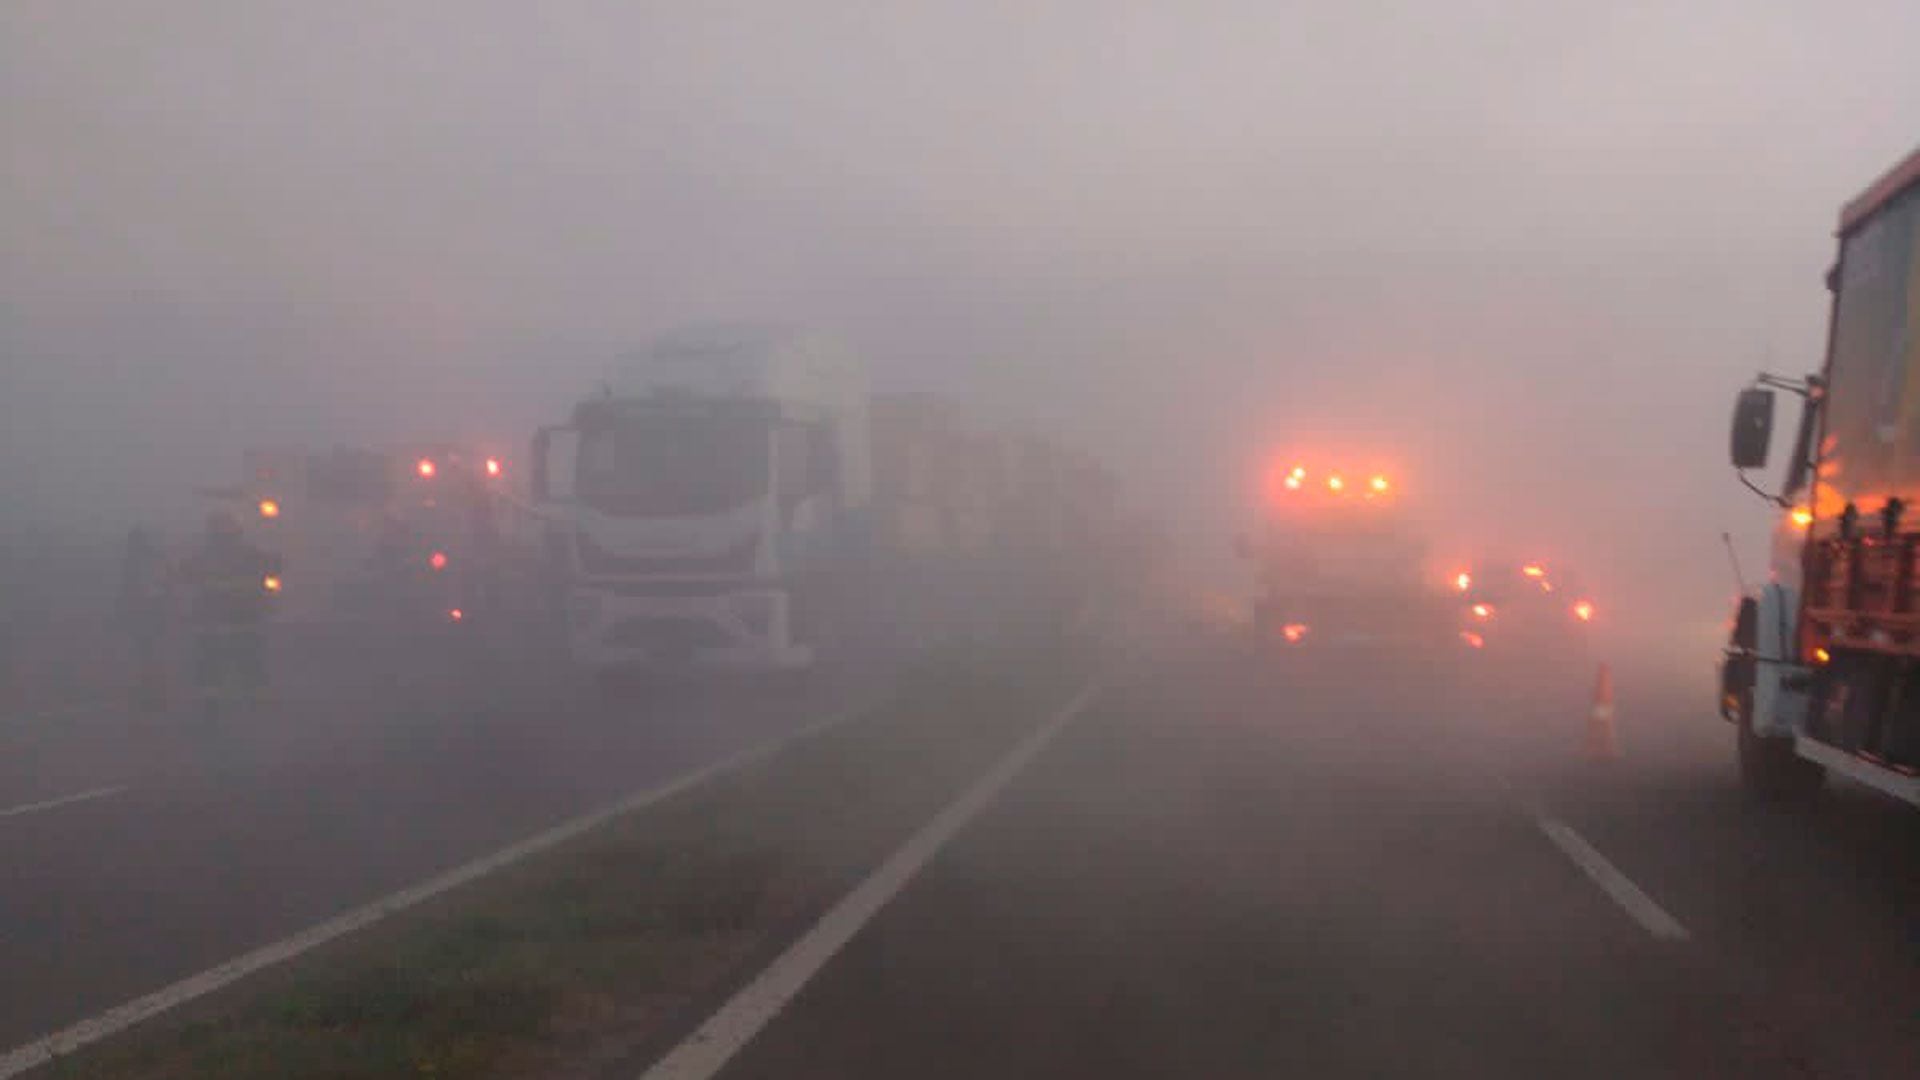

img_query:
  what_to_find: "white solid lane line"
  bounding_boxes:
[0,786,127,820]
[1534,814,1691,942]
[0,705,874,1080]
[640,678,1105,1080]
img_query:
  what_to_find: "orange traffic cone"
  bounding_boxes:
[1585,661,1619,761]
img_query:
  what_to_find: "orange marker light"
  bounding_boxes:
[1790,506,1814,528]
[1281,623,1309,644]
[1454,572,1472,592]
[1572,600,1595,622]
[416,458,437,479]
[1812,646,1831,663]
[1327,475,1345,492]
[1522,564,1546,578]
[257,498,281,520]
[485,457,503,478]
[429,551,449,571]
[1369,474,1389,493]
[263,575,283,593]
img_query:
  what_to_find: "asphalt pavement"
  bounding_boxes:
[9,620,1919,1077]
[0,622,885,1049]
[711,634,1920,1079]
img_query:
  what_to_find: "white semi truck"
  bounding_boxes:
[532,326,871,673]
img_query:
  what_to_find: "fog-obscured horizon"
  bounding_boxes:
[6,2,1919,652]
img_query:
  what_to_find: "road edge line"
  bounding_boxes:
[639,677,1105,1080]
[0,786,127,820]
[0,704,875,1079]
[1533,813,1691,942]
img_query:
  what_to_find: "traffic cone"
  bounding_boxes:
[1585,661,1619,761]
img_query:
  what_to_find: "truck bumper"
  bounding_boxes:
[565,585,811,672]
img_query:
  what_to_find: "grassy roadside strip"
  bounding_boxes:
[55,644,1093,1080]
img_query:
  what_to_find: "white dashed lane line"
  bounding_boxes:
[0,785,129,820]
[1533,812,1691,942]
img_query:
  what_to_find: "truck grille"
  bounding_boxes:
[602,616,733,655]
[577,534,758,577]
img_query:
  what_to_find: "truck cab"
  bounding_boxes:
[534,327,869,673]
[1724,144,1920,805]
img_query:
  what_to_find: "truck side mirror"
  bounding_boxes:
[1730,388,1775,470]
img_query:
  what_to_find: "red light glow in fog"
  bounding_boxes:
[1281,623,1309,644]
[1572,600,1595,622]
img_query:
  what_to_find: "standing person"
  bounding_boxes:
[117,527,173,710]
[178,511,278,718]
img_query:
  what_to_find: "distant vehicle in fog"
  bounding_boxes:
[1236,462,1452,650]
[1450,559,1597,656]
[1722,142,1920,806]
[203,443,530,631]
[530,325,1124,678]
[532,326,871,674]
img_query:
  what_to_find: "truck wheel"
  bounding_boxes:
[1736,690,1824,802]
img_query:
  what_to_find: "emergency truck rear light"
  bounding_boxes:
[485,457,503,478]
[416,458,437,479]
[1572,600,1595,622]
[1281,623,1309,644]
[429,551,449,571]
[257,498,281,520]
[448,607,465,622]
[1454,572,1472,592]
[1471,603,1494,620]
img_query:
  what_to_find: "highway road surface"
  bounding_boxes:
[7,621,1920,1077]
[698,635,1920,1079]
[0,623,885,1050]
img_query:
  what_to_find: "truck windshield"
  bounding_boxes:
[575,416,770,517]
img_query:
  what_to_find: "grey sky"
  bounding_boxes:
[4,2,1918,627]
